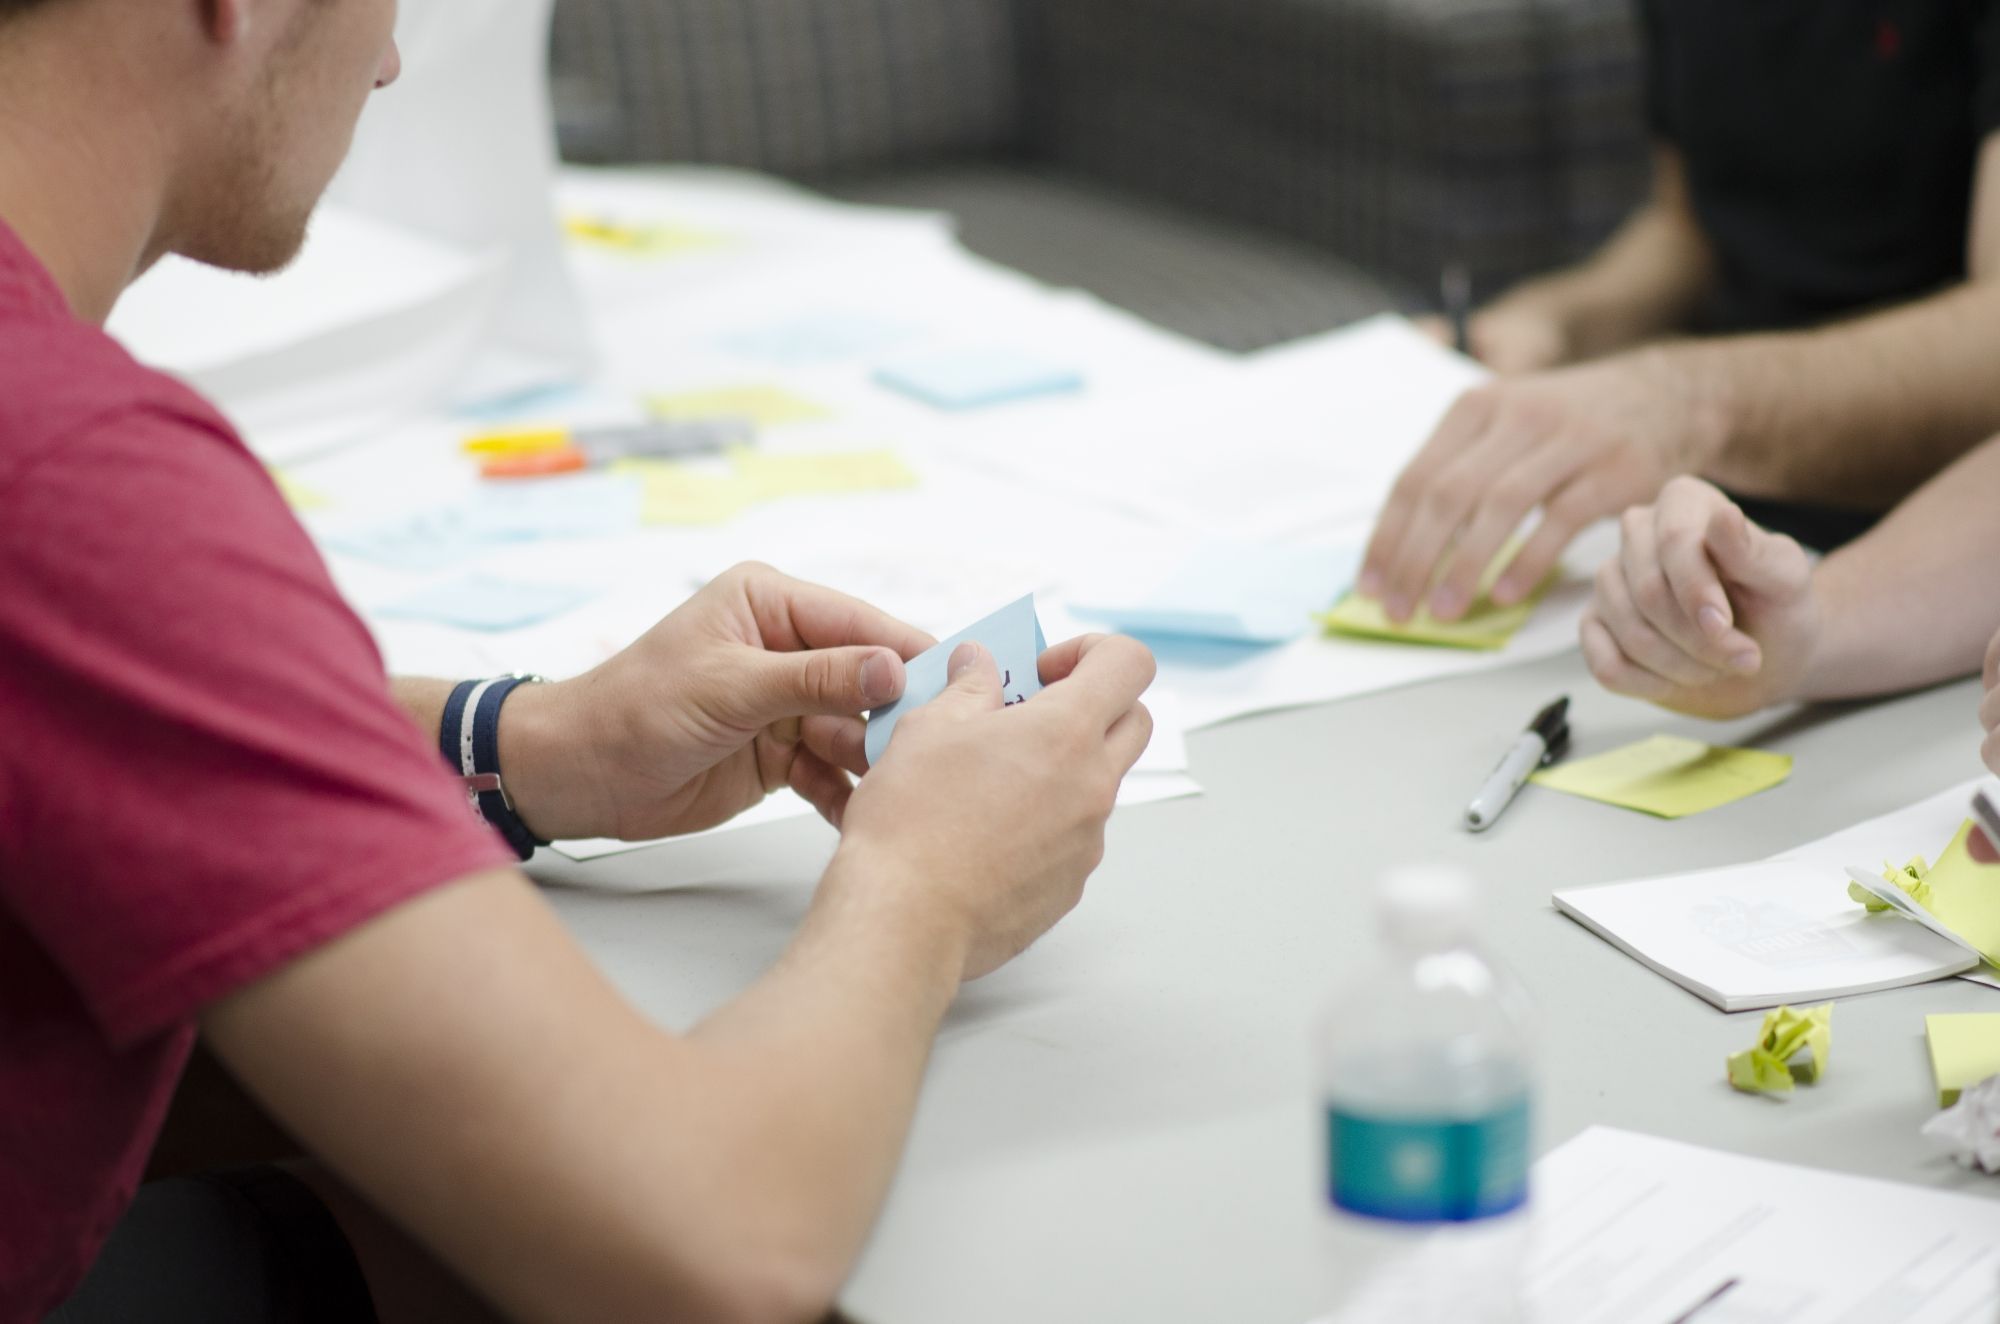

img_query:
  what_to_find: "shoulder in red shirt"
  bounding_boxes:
[0,219,513,1322]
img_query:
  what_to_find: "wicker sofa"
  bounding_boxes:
[548,0,1650,352]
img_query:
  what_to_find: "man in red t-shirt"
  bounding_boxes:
[0,2,1157,1321]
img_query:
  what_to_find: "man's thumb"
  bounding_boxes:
[1705,502,1802,597]
[931,642,1002,712]
[753,645,906,720]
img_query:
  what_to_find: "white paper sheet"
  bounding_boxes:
[1321,1127,2000,1324]
[1554,779,1989,1011]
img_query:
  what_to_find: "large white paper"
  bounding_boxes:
[1554,780,1988,1011]
[1324,1127,2000,1324]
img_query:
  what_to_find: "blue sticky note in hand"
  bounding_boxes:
[1071,542,1361,645]
[865,594,1047,767]
[376,574,594,633]
[874,350,1084,410]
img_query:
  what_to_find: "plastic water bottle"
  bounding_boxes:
[1316,865,1535,1323]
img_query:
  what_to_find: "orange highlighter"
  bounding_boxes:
[468,417,756,479]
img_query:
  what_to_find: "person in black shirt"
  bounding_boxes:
[1357,0,2000,632]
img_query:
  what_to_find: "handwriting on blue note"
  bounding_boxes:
[376,574,595,633]
[1071,542,1360,645]
[865,595,1047,767]
[873,350,1084,411]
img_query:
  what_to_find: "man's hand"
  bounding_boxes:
[500,562,934,843]
[1580,478,1820,720]
[1413,302,1574,375]
[829,633,1155,982]
[1358,348,1732,624]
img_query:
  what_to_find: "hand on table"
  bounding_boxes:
[1412,303,1573,375]
[831,633,1156,982]
[1357,347,1729,625]
[501,562,934,843]
[1579,478,1820,720]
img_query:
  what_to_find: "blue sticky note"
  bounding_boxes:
[865,594,1047,766]
[376,574,594,633]
[323,508,487,572]
[874,350,1084,410]
[1072,543,1360,645]
[720,312,922,364]
[324,477,642,571]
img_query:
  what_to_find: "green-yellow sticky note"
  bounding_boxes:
[1927,1013,2000,1107]
[269,468,330,512]
[562,214,730,257]
[731,447,918,500]
[618,460,758,526]
[1852,821,2000,965]
[647,386,832,428]
[1317,547,1553,651]
[1727,1003,1831,1095]
[1530,734,1791,819]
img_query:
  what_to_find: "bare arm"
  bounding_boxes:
[203,863,958,1324]
[1690,133,2000,505]
[1478,146,1716,366]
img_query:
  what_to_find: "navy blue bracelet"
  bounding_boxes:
[440,676,548,861]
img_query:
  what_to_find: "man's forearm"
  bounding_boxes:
[1688,278,2000,507]
[1494,147,1715,360]
[1798,430,2000,700]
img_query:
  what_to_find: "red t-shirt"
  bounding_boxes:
[0,222,513,1320]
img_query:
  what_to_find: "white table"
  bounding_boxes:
[530,650,2000,1323]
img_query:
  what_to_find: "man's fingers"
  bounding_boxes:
[735,563,937,660]
[1104,702,1155,776]
[1592,560,1731,688]
[801,715,869,777]
[1359,387,1499,601]
[1426,436,1581,620]
[747,644,908,722]
[1974,825,2000,866]
[1983,626,2000,692]
[929,642,1004,715]
[1580,612,1676,704]
[788,749,854,830]
[1039,634,1157,726]
[1620,504,1756,675]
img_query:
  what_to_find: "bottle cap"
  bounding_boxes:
[1378,864,1478,945]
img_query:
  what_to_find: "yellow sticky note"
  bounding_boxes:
[1727,1003,1831,1095]
[1856,821,2000,964]
[1318,546,1553,651]
[561,215,728,257]
[269,469,330,512]
[732,448,917,500]
[1927,1013,2000,1107]
[1530,734,1791,819]
[647,386,831,428]
[619,461,758,526]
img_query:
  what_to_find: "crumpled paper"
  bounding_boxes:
[1848,854,1937,913]
[1922,1073,2000,1172]
[1728,1003,1833,1095]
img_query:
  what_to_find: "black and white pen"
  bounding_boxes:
[1465,696,1571,832]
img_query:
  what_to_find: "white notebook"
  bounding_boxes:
[1554,779,1988,1011]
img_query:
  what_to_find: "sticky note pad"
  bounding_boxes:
[324,509,488,572]
[865,595,1046,767]
[1531,734,1791,819]
[270,469,330,512]
[562,215,728,256]
[1074,543,1360,645]
[1319,546,1554,650]
[647,386,831,428]
[618,460,759,526]
[1927,1014,2000,1107]
[874,350,1083,411]
[720,313,921,364]
[733,448,918,500]
[1865,821,2000,965]
[376,575,594,633]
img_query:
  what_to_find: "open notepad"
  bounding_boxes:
[1554,779,1995,1011]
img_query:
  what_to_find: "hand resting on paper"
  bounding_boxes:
[1579,478,1820,720]
[1411,301,1573,376]
[494,561,934,842]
